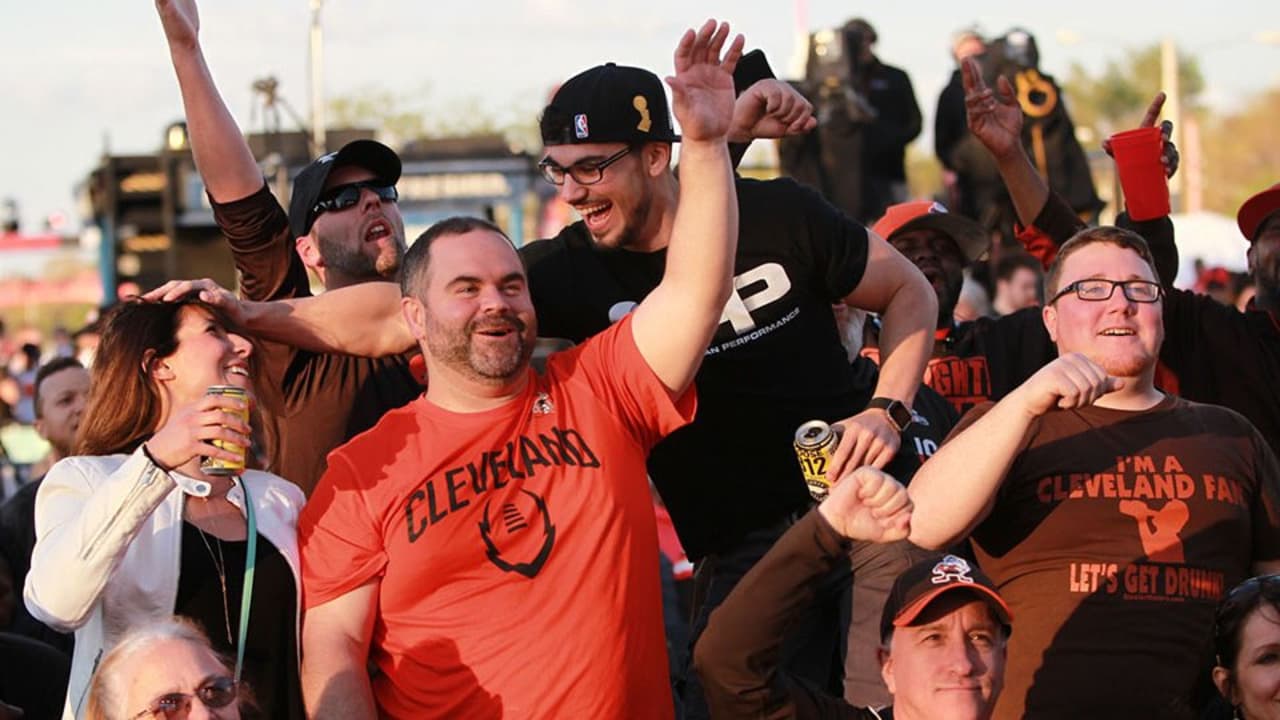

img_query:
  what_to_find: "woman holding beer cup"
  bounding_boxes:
[24,296,305,720]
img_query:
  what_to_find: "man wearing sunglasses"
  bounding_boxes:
[907,226,1280,719]
[156,0,420,495]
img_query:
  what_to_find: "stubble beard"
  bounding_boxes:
[427,312,534,384]
[588,183,654,252]
[317,226,406,282]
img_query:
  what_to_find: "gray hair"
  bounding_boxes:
[84,617,237,720]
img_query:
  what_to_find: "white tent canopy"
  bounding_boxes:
[1168,211,1250,289]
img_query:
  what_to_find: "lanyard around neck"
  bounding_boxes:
[234,477,257,683]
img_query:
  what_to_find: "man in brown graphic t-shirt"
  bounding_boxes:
[908,226,1280,719]
[155,0,421,493]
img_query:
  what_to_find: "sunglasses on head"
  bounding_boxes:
[312,181,398,217]
[130,676,239,719]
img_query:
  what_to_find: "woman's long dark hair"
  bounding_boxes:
[75,297,234,456]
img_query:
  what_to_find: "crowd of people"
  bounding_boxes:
[0,2,1278,719]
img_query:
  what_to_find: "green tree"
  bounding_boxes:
[1063,43,1205,135]
[1200,87,1280,216]
[327,85,540,150]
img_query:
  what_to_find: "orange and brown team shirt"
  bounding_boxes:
[299,315,692,719]
[959,396,1280,720]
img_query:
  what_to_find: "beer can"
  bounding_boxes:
[794,420,838,501]
[201,385,249,476]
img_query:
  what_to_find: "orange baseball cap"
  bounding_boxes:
[1238,183,1280,242]
[872,200,990,262]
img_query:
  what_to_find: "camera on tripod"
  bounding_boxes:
[981,29,1057,118]
[802,20,878,125]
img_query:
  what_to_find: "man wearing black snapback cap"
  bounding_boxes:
[155,0,419,494]
[521,42,935,716]
[695,467,1010,720]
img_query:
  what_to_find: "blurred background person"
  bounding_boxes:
[991,251,1043,315]
[936,26,999,224]
[782,17,922,223]
[0,344,50,495]
[0,357,88,656]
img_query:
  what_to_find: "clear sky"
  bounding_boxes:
[2,0,1277,233]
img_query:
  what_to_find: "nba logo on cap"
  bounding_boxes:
[574,114,589,140]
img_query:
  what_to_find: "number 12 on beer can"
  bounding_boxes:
[794,420,838,501]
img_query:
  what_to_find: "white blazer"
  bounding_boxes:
[23,447,305,720]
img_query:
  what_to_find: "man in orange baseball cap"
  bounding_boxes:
[865,200,1058,417]
[1238,183,1280,312]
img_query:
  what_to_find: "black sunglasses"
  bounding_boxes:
[312,181,398,217]
[130,676,239,719]
[538,146,631,186]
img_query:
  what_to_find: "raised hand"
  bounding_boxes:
[144,392,252,472]
[1101,93,1180,179]
[143,278,247,326]
[818,466,912,543]
[1013,352,1124,418]
[666,19,745,143]
[727,79,816,143]
[155,0,200,51]
[963,56,1022,161]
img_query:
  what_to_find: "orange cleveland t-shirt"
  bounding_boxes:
[299,316,692,719]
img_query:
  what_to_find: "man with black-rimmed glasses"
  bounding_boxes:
[907,226,1280,719]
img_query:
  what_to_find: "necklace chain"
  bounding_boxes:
[194,514,234,646]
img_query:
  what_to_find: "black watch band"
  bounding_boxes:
[867,397,914,432]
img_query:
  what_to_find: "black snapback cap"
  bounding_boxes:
[880,553,1013,643]
[540,63,680,146]
[288,139,401,239]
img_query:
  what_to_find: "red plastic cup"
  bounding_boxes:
[1109,126,1170,221]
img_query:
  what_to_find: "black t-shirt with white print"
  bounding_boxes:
[522,176,918,559]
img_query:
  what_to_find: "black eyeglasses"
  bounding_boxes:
[130,676,239,719]
[1049,279,1163,305]
[312,181,398,217]
[538,147,631,186]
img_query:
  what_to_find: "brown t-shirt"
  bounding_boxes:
[211,184,421,495]
[957,395,1280,719]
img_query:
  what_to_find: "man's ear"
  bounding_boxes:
[1042,302,1059,344]
[1247,244,1257,275]
[296,234,324,272]
[642,143,673,178]
[879,644,897,695]
[401,296,428,342]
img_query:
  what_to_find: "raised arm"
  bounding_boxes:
[909,352,1121,549]
[156,0,262,202]
[695,467,910,717]
[630,20,741,395]
[961,57,1047,228]
[146,279,414,357]
[825,233,936,478]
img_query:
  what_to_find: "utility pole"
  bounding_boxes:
[789,0,809,80]
[309,0,326,155]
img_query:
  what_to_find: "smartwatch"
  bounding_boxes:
[867,397,915,432]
